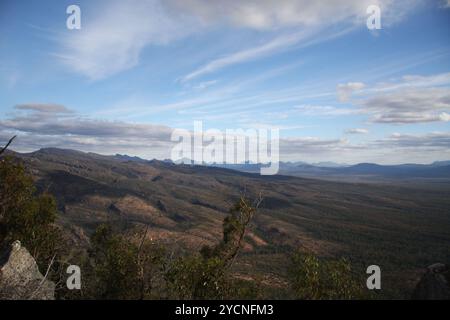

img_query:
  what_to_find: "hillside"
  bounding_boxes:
[9,148,450,298]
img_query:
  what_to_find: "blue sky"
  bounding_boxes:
[1,0,450,164]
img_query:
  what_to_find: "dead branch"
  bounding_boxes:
[28,254,56,300]
[137,225,149,299]
[0,135,17,156]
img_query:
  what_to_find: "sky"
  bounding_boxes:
[1,0,450,164]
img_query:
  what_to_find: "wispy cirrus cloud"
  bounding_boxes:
[376,132,450,148]
[55,0,417,80]
[169,0,406,30]
[345,128,369,134]
[280,137,350,154]
[372,72,450,93]
[294,104,358,116]
[15,103,73,114]
[337,82,365,102]
[177,0,418,82]
[57,0,198,80]
[193,80,218,90]
[181,31,311,82]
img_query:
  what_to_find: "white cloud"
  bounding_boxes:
[281,137,348,153]
[0,106,175,158]
[193,80,218,90]
[440,112,450,121]
[181,30,313,82]
[294,104,358,116]
[345,128,369,134]
[15,103,73,114]
[377,132,450,148]
[57,0,198,80]
[180,0,417,82]
[340,72,450,124]
[168,0,403,30]
[441,0,450,8]
[56,0,417,80]
[337,82,365,102]
[2,106,449,164]
[374,72,450,93]
[279,132,450,163]
[362,87,450,124]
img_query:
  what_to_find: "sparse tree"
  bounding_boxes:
[84,224,165,299]
[166,195,261,299]
[289,252,365,300]
[0,156,61,267]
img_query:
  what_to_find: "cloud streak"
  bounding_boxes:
[57,0,198,80]
[337,82,365,102]
[169,0,403,30]
[345,128,368,134]
[15,103,73,114]
[339,72,450,124]
[362,87,450,124]
[55,0,416,80]
[2,102,449,164]
[181,30,312,82]
[376,132,450,148]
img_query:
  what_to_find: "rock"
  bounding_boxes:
[0,240,55,300]
[412,263,450,300]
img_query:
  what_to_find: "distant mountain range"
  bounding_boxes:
[210,160,450,180]
[9,147,450,181]
[137,155,450,179]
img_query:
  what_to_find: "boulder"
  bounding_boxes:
[412,263,450,300]
[0,240,55,300]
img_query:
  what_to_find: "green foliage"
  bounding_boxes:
[289,252,365,299]
[165,196,261,299]
[165,254,261,300]
[165,255,228,299]
[0,156,61,265]
[88,224,139,299]
[0,164,265,300]
[202,196,257,261]
[84,224,165,299]
[0,157,373,301]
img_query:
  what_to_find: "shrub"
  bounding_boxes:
[289,252,365,299]
[0,156,61,267]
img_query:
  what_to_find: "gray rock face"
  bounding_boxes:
[0,240,55,300]
[412,263,450,300]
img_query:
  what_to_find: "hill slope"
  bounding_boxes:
[10,148,450,298]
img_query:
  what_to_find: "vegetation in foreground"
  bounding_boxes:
[0,155,366,299]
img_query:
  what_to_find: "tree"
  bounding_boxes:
[0,156,61,267]
[289,252,365,299]
[85,224,165,299]
[166,195,261,299]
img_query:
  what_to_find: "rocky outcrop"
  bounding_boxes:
[412,263,450,300]
[0,240,55,300]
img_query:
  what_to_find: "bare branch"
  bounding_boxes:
[0,135,17,156]
[137,225,149,299]
[254,192,264,209]
[28,254,56,300]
